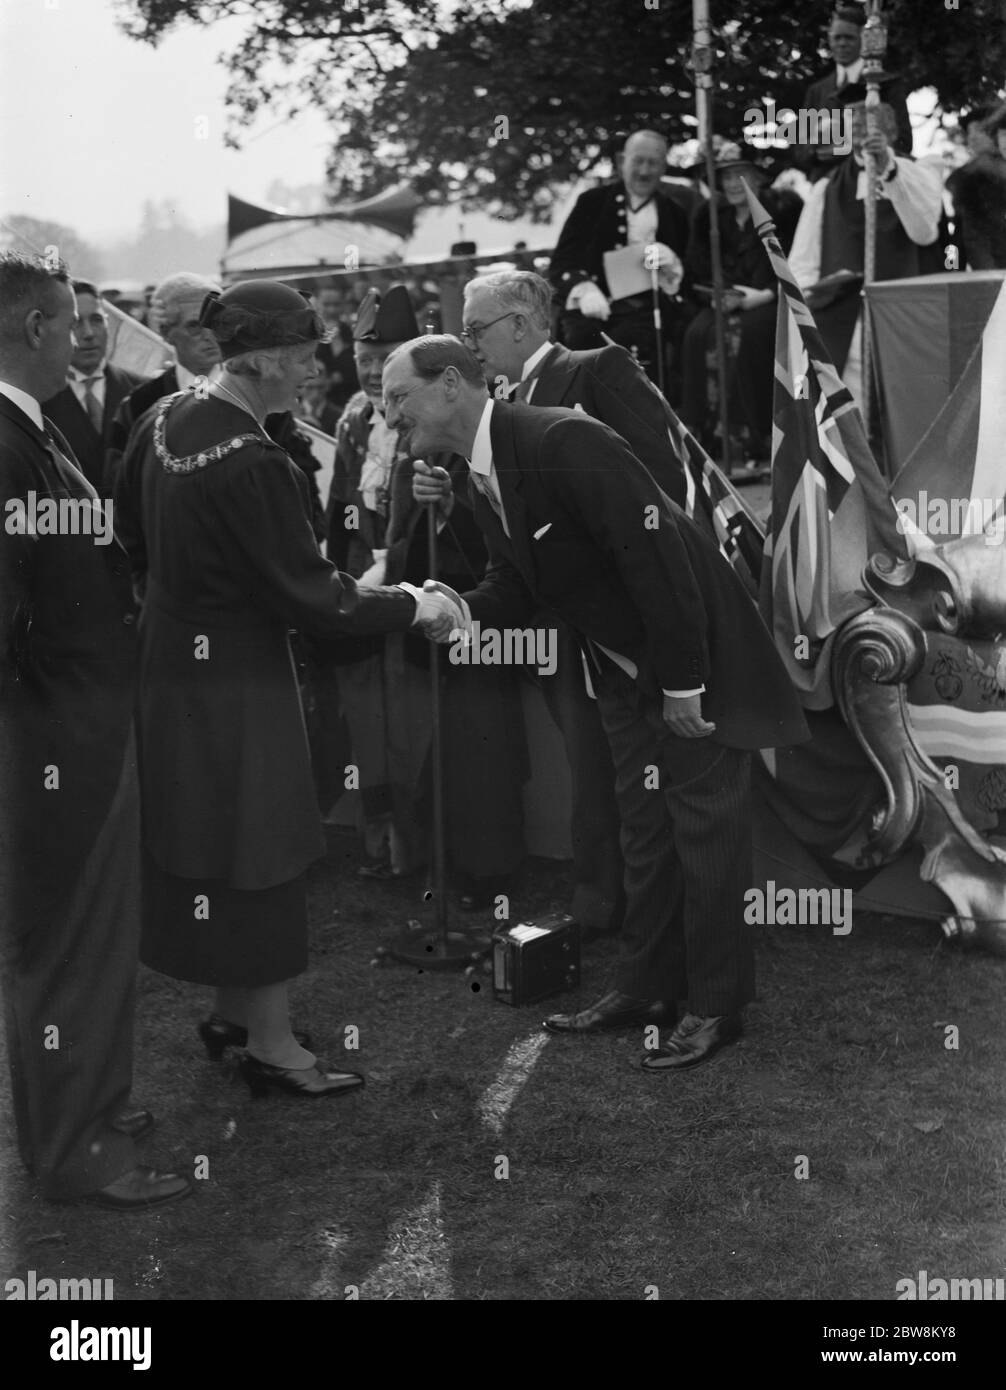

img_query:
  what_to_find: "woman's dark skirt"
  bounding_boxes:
[140,850,308,987]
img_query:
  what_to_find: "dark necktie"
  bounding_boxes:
[470,468,510,537]
[42,419,99,501]
[80,375,103,432]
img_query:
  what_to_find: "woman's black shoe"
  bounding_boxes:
[198,1015,313,1060]
[239,1055,365,1099]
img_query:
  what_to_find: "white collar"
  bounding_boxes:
[838,57,863,83]
[0,380,44,431]
[521,341,554,381]
[68,360,107,383]
[468,396,495,475]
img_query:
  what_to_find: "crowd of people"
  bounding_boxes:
[1,1,1003,1213]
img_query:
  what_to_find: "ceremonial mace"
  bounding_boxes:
[860,0,888,444]
[372,320,492,973]
[692,0,733,476]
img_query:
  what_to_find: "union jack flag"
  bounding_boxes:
[673,411,766,601]
[745,184,906,710]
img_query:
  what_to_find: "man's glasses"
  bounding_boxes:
[460,312,517,345]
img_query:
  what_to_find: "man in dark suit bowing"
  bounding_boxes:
[549,129,692,392]
[386,334,808,1070]
[0,252,191,1207]
[437,268,691,935]
[41,280,141,496]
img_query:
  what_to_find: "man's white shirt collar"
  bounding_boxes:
[0,380,44,431]
[837,57,863,84]
[68,360,107,383]
[521,341,553,382]
[468,396,495,475]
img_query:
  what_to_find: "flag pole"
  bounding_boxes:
[860,0,888,443]
[693,0,732,476]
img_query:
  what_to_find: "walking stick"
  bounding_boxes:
[650,257,667,396]
[860,0,888,447]
[693,0,732,476]
[372,325,490,973]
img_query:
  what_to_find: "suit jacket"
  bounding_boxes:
[462,401,808,752]
[41,363,140,495]
[549,183,691,303]
[0,393,138,937]
[525,342,688,507]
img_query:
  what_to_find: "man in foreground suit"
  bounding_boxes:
[387,335,808,1070]
[0,252,191,1207]
[41,280,140,496]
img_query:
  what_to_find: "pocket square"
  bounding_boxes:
[573,402,586,413]
[533,522,553,540]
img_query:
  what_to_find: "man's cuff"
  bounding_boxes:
[662,686,705,698]
[397,581,424,624]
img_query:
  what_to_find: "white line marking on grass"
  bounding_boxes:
[477,1033,551,1137]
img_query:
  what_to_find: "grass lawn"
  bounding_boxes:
[2,828,1004,1301]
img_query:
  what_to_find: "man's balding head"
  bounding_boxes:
[383,334,487,459]
[621,130,669,201]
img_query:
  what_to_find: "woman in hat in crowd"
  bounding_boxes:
[680,143,802,462]
[116,279,456,1098]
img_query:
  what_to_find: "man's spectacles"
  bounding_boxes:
[460,312,517,345]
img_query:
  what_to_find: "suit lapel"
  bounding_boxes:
[487,404,536,587]
[526,344,578,409]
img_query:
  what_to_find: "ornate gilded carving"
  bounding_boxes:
[832,537,1006,955]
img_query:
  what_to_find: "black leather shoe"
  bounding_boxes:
[198,1015,313,1060]
[543,989,675,1035]
[78,1167,193,1211]
[240,1055,365,1099]
[640,1013,742,1071]
[110,1108,155,1141]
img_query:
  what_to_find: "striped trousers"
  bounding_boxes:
[593,661,755,1016]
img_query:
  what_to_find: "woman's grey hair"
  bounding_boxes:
[464,271,552,331]
[224,343,308,379]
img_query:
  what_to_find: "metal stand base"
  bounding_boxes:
[371,918,492,972]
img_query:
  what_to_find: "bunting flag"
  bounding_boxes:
[891,277,1006,554]
[672,411,765,600]
[104,300,172,381]
[744,182,906,711]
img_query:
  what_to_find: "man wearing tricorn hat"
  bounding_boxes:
[322,286,526,899]
[116,278,464,1100]
[322,284,431,876]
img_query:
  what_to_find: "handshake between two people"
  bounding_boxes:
[396,460,471,643]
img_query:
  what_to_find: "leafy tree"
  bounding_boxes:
[119,0,1006,220]
[0,216,106,281]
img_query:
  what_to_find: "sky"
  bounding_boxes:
[0,0,560,269]
[0,0,335,241]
